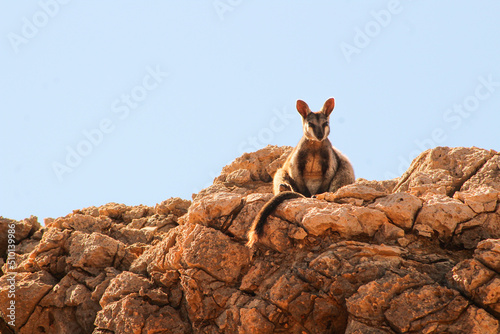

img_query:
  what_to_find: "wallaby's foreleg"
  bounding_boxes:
[328,154,355,193]
[316,161,337,194]
[273,168,299,194]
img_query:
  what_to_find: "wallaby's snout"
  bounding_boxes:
[296,98,334,142]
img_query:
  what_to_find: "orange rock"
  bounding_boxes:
[1,146,499,333]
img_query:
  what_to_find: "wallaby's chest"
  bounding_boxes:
[292,147,332,195]
[302,151,325,179]
[302,151,325,195]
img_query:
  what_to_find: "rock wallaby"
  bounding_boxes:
[247,97,355,248]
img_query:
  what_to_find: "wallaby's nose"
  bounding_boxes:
[313,127,325,141]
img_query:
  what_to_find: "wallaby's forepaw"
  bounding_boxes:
[279,183,292,192]
[313,192,334,201]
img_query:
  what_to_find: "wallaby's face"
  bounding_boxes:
[296,98,334,142]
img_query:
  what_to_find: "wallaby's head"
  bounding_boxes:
[296,98,334,141]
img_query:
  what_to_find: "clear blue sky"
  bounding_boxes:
[1,1,499,221]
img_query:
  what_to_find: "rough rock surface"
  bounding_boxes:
[1,145,499,333]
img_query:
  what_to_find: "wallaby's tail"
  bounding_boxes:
[246,191,304,248]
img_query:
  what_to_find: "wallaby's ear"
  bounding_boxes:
[322,98,335,117]
[296,100,311,118]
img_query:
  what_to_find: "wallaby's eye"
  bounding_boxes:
[323,122,329,127]
[308,122,315,128]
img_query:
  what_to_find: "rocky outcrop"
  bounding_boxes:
[1,146,499,333]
